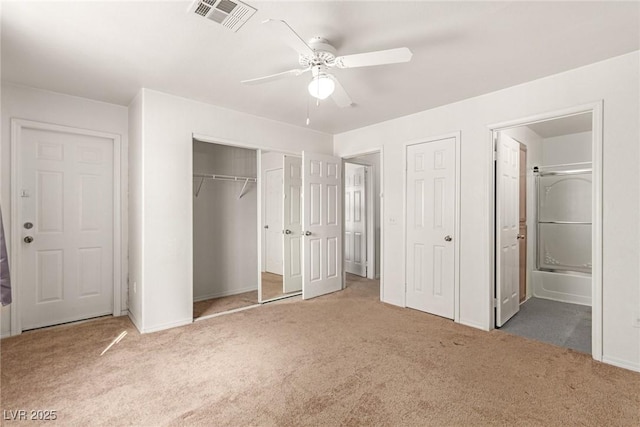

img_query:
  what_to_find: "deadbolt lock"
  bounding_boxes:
[24,222,33,229]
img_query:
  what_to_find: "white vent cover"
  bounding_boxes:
[189,0,257,32]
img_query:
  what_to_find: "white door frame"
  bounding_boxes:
[403,132,462,323]
[343,161,374,279]
[487,101,604,361]
[341,149,384,300]
[192,133,301,307]
[10,119,124,335]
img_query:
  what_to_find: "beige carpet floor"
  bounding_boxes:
[194,273,301,319]
[2,277,639,426]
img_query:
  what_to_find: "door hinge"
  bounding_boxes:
[493,151,497,161]
[493,298,498,308]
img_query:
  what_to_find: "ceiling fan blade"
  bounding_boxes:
[329,75,353,108]
[334,47,413,69]
[263,19,314,57]
[241,68,309,85]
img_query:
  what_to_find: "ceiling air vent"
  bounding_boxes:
[188,0,257,32]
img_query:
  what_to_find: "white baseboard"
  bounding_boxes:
[602,356,640,373]
[1,331,12,339]
[194,285,257,302]
[141,318,192,334]
[459,318,488,331]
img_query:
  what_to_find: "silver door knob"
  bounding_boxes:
[303,231,312,236]
[517,234,525,240]
[284,229,292,234]
[24,236,34,243]
[264,225,269,229]
[444,235,452,242]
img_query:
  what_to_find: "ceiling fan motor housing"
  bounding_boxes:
[299,37,337,67]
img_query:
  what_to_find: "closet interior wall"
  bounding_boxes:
[193,140,258,301]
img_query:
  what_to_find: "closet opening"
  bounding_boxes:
[492,111,597,355]
[192,140,260,319]
[342,152,382,298]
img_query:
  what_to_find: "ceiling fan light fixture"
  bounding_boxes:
[308,74,335,100]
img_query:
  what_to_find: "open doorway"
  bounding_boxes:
[343,152,381,297]
[192,140,260,319]
[493,112,597,355]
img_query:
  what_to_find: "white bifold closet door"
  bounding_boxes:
[283,155,303,293]
[302,151,343,299]
[496,133,520,327]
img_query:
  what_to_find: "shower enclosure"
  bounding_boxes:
[532,163,592,306]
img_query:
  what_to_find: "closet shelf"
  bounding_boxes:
[193,173,257,199]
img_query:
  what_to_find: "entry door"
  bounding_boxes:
[496,133,520,327]
[264,168,283,275]
[302,151,342,299]
[20,127,114,330]
[405,138,456,319]
[344,165,367,277]
[283,156,302,293]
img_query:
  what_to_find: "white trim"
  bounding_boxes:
[403,131,462,321]
[127,309,142,332]
[257,149,263,303]
[193,133,300,156]
[487,101,604,362]
[10,118,124,336]
[194,303,261,322]
[602,356,640,373]
[341,149,384,299]
[193,285,259,302]
[140,318,192,334]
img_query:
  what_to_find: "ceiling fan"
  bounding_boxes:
[241,19,413,108]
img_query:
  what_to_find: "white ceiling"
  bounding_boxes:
[2,1,639,134]
[527,113,592,139]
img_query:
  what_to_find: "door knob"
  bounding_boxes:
[284,229,292,234]
[444,235,452,242]
[24,236,34,243]
[264,225,269,229]
[517,234,525,240]
[303,231,312,236]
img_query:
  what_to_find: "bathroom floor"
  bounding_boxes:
[499,297,592,354]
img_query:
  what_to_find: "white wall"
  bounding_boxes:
[503,127,543,300]
[193,141,257,301]
[0,83,128,336]
[130,89,332,333]
[127,92,143,331]
[542,131,592,165]
[0,83,129,337]
[333,51,640,371]
[346,152,381,278]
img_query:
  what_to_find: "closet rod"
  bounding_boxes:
[193,173,257,198]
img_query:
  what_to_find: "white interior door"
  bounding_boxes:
[344,164,367,277]
[302,151,342,299]
[20,127,114,330]
[283,156,302,293]
[496,132,520,326]
[406,138,456,319]
[264,168,283,275]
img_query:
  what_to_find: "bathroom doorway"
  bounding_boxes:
[491,107,602,356]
